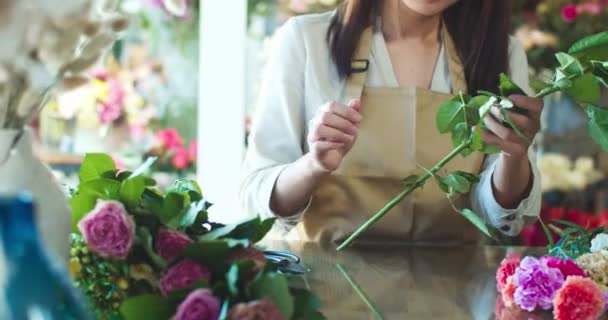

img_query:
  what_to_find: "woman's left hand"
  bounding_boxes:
[481,94,543,159]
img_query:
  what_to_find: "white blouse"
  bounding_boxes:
[239,12,542,236]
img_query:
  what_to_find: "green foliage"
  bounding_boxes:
[251,273,295,319]
[79,154,116,182]
[568,31,608,62]
[119,295,174,320]
[547,220,604,259]
[586,104,608,151]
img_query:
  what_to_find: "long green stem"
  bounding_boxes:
[336,142,470,251]
[336,263,385,320]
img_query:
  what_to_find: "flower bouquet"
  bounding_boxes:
[69,153,324,319]
[495,221,608,320]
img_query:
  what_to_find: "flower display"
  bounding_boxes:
[577,252,608,286]
[69,153,324,319]
[160,259,211,297]
[174,289,221,320]
[497,253,522,292]
[77,200,135,260]
[145,128,198,174]
[538,154,603,192]
[513,257,565,311]
[553,276,605,320]
[542,256,587,278]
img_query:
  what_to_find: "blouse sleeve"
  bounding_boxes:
[238,18,309,229]
[469,37,542,237]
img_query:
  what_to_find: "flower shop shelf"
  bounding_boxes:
[264,240,605,320]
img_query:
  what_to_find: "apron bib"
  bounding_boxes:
[282,24,486,244]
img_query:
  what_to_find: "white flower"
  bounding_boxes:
[590,233,608,254]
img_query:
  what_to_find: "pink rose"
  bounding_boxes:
[77,200,135,260]
[228,299,284,320]
[160,259,211,297]
[561,4,578,22]
[172,147,190,170]
[155,228,193,261]
[187,141,197,162]
[174,289,220,320]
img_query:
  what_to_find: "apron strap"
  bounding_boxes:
[343,27,374,103]
[442,23,468,94]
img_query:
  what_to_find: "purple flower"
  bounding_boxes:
[541,256,586,278]
[174,289,220,320]
[155,228,192,261]
[513,256,565,311]
[77,200,135,260]
[160,259,211,297]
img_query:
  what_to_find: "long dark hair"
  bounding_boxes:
[327,1,511,94]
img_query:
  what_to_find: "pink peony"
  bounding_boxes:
[497,253,521,292]
[174,289,220,320]
[553,276,604,320]
[160,259,211,297]
[541,256,586,279]
[155,128,183,150]
[155,228,193,261]
[502,276,517,308]
[77,200,135,260]
[188,141,197,162]
[172,147,190,170]
[561,4,578,22]
[228,299,284,320]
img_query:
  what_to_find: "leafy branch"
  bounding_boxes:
[337,31,608,251]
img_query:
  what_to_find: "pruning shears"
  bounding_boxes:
[263,250,308,275]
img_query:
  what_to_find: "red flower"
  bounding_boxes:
[561,4,578,22]
[542,256,586,278]
[172,147,190,170]
[497,253,521,292]
[502,276,517,307]
[156,128,184,150]
[553,276,604,320]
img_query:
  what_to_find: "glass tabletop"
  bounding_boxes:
[262,240,552,320]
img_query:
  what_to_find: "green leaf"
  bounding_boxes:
[120,177,147,209]
[592,64,608,87]
[141,188,164,216]
[166,179,203,202]
[460,208,493,239]
[201,217,275,243]
[137,227,167,269]
[129,157,157,178]
[441,172,476,195]
[70,193,97,233]
[539,218,555,248]
[251,273,294,319]
[160,192,190,228]
[119,295,173,320]
[568,31,608,62]
[586,104,608,151]
[530,79,552,94]
[402,174,420,188]
[436,99,465,134]
[79,153,116,182]
[499,73,525,97]
[470,124,500,154]
[78,179,121,200]
[183,240,248,273]
[451,123,472,155]
[566,73,601,104]
[551,219,586,234]
[180,200,208,228]
[555,52,584,77]
[226,264,239,296]
[292,288,324,320]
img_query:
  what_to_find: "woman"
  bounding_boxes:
[240,0,542,244]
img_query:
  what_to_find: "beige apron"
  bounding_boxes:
[285,24,486,244]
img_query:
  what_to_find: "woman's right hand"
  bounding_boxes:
[306,100,362,173]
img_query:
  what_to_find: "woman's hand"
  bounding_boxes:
[482,94,543,209]
[306,100,362,173]
[481,95,543,158]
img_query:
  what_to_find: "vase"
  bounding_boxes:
[0,128,71,261]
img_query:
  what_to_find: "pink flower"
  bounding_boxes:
[497,253,521,292]
[111,156,125,171]
[155,228,192,261]
[98,78,125,124]
[174,289,220,320]
[502,276,517,308]
[541,256,586,279]
[90,67,108,81]
[160,259,211,297]
[155,128,183,150]
[172,147,190,170]
[77,200,135,260]
[228,299,284,320]
[129,124,147,141]
[513,256,564,311]
[561,4,578,22]
[188,141,197,162]
[577,2,603,15]
[553,276,604,320]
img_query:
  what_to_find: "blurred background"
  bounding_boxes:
[30,0,608,245]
